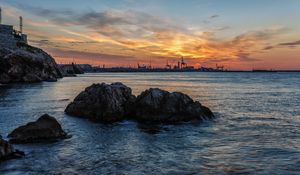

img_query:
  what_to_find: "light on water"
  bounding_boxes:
[0,72,300,174]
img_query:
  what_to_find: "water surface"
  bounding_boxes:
[0,72,300,175]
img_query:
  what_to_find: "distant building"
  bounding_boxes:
[0,7,27,49]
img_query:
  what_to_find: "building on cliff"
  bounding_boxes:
[0,7,28,49]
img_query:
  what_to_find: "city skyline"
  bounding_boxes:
[1,0,300,70]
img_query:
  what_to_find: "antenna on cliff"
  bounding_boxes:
[0,7,2,24]
[19,16,23,33]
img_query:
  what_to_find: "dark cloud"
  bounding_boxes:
[278,40,300,46]
[263,46,274,50]
[210,15,219,19]
[69,41,99,44]
[262,40,300,51]
[27,6,74,17]
[16,4,184,39]
[202,14,220,24]
[48,48,137,62]
[236,52,261,62]
[232,30,277,44]
[15,4,76,25]
[216,26,230,31]
[29,39,50,46]
[227,28,287,54]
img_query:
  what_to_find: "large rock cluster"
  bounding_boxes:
[0,43,63,84]
[8,114,69,144]
[65,83,214,124]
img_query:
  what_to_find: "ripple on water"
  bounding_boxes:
[0,72,300,174]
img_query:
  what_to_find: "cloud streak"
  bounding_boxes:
[279,40,300,46]
[263,40,300,51]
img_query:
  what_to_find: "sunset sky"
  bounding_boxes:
[1,0,300,70]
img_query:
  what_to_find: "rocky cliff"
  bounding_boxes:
[0,42,63,83]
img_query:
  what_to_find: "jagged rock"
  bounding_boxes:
[133,88,214,123]
[8,114,70,144]
[0,135,24,162]
[65,82,136,123]
[0,43,63,84]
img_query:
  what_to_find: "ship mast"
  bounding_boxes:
[0,7,2,24]
[19,16,23,34]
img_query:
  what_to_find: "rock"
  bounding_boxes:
[65,83,214,124]
[59,63,84,77]
[0,135,25,162]
[72,63,84,74]
[8,114,69,144]
[65,82,136,123]
[0,42,63,84]
[133,88,214,123]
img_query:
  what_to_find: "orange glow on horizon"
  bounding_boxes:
[3,2,298,70]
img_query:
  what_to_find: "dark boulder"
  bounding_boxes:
[133,88,214,123]
[0,135,24,162]
[65,82,136,123]
[8,114,69,144]
[0,43,63,84]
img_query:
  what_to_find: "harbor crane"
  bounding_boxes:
[216,64,225,71]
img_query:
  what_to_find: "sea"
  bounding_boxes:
[0,72,299,175]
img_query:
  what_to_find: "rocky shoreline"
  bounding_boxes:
[0,41,214,163]
[0,43,63,84]
[0,82,214,163]
[0,42,89,85]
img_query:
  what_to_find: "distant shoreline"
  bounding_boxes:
[62,64,300,73]
[84,70,300,73]
[61,64,300,74]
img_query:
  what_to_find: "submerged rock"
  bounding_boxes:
[8,114,69,144]
[65,82,136,123]
[0,43,63,84]
[0,135,25,162]
[133,88,214,123]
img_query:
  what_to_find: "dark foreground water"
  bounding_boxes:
[0,72,300,175]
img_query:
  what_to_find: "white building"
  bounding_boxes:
[0,7,28,49]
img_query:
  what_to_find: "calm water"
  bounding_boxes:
[0,72,300,175]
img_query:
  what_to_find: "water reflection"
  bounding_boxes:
[0,72,299,174]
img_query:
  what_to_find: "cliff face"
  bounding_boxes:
[0,42,63,83]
